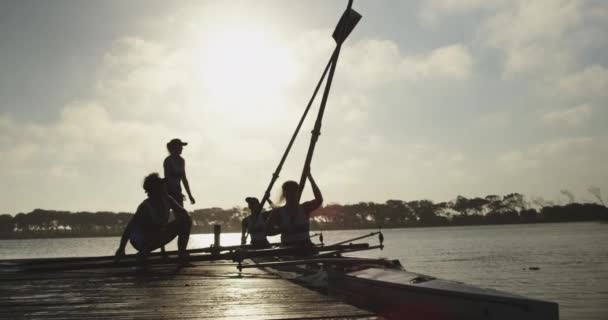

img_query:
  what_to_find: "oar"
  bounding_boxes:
[296,1,361,202]
[254,54,335,230]
[241,55,334,244]
[15,242,283,266]
[311,244,384,259]
[328,228,383,248]
[238,257,398,271]
[21,243,369,272]
[18,232,328,267]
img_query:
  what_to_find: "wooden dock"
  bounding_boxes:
[0,259,377,319]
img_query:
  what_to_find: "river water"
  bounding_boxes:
[1,222,606,319]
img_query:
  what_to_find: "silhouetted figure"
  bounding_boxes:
[241,197,271,248]
[164,138,196,207]
[268,171,323,246]
[115,173,192,266]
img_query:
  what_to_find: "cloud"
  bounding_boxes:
[498,136,594,172]
[531,136,592,155]
[418,0,501,26]
[2,1,607,212]
[339,41,473,88]
[402,44,473,80]
[475,111,511,129]
[541,104,592,127]
[557,65,608,98]
[335,94,370,125]
[479,0,582,76]
[498,150,540,171]
[1,102,173,173]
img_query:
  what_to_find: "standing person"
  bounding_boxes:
[161,138,195,257]
[163,138,196,207]
[241,197,271,248]
[268,171,323,247]
[114,173,192,266]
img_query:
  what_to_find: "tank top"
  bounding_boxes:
[279,205,310,244]
[247,213,267,242]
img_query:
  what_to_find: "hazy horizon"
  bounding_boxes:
[1,0,607,214]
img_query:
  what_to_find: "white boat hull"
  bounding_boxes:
[328,267,559,320]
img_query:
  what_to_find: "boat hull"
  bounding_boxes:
[328,267,558,320]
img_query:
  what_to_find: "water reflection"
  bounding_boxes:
[1,222,607,319]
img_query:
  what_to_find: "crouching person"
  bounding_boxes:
[115,173,192,266]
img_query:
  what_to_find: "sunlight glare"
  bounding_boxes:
[195,27,298,124]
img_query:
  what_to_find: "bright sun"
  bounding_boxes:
[195,28,298,123]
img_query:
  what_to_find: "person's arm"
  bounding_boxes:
[163,158,170,179]
[267,198,277,209]
[241,217,248,245]
[115,214,136,260]
[307,171,323,207]
[168,195,188,216]
[182,160,195,204]
[299,171,323,216]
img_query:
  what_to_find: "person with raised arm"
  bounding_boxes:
[268,171,323,247]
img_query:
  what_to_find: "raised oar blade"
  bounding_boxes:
[332,8,362,44]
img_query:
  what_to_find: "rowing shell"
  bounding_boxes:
[243,255,558,320]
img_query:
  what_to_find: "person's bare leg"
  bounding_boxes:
[177,214,193,265]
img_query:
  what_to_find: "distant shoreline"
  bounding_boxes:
[3,197,606,240]
[1,219,605,240]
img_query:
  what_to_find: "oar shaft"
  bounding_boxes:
[21,243,368,272]
[258,54,334,219]
[330,231,380,246]
[312,244,384,258]
[240,256,391,269]
[297,48,342,202]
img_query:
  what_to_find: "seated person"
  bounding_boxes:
[115,173,192,265]
[241,197,271,248]
[267,171,323,247]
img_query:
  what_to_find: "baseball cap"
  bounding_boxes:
[245,197,260,204]
[168,138,188,147]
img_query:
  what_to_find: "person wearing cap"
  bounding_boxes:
[241,197,272,248]
[114,173,193,266]
[163,138,196,207]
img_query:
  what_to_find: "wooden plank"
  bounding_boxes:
[0,260,376,319]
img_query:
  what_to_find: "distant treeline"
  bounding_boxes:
[1,193,607,239]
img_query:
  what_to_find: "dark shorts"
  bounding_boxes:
[168,192,185,207]
[250,238,270,249]
[129,222,181,253]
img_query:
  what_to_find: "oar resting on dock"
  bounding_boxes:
[9,242,373,272]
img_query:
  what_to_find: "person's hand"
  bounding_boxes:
[267,198,276,209]
[189,195,196,205]
[114,248,125,262]
[241,235,247,246]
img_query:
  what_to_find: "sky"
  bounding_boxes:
[1,0,607,214]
